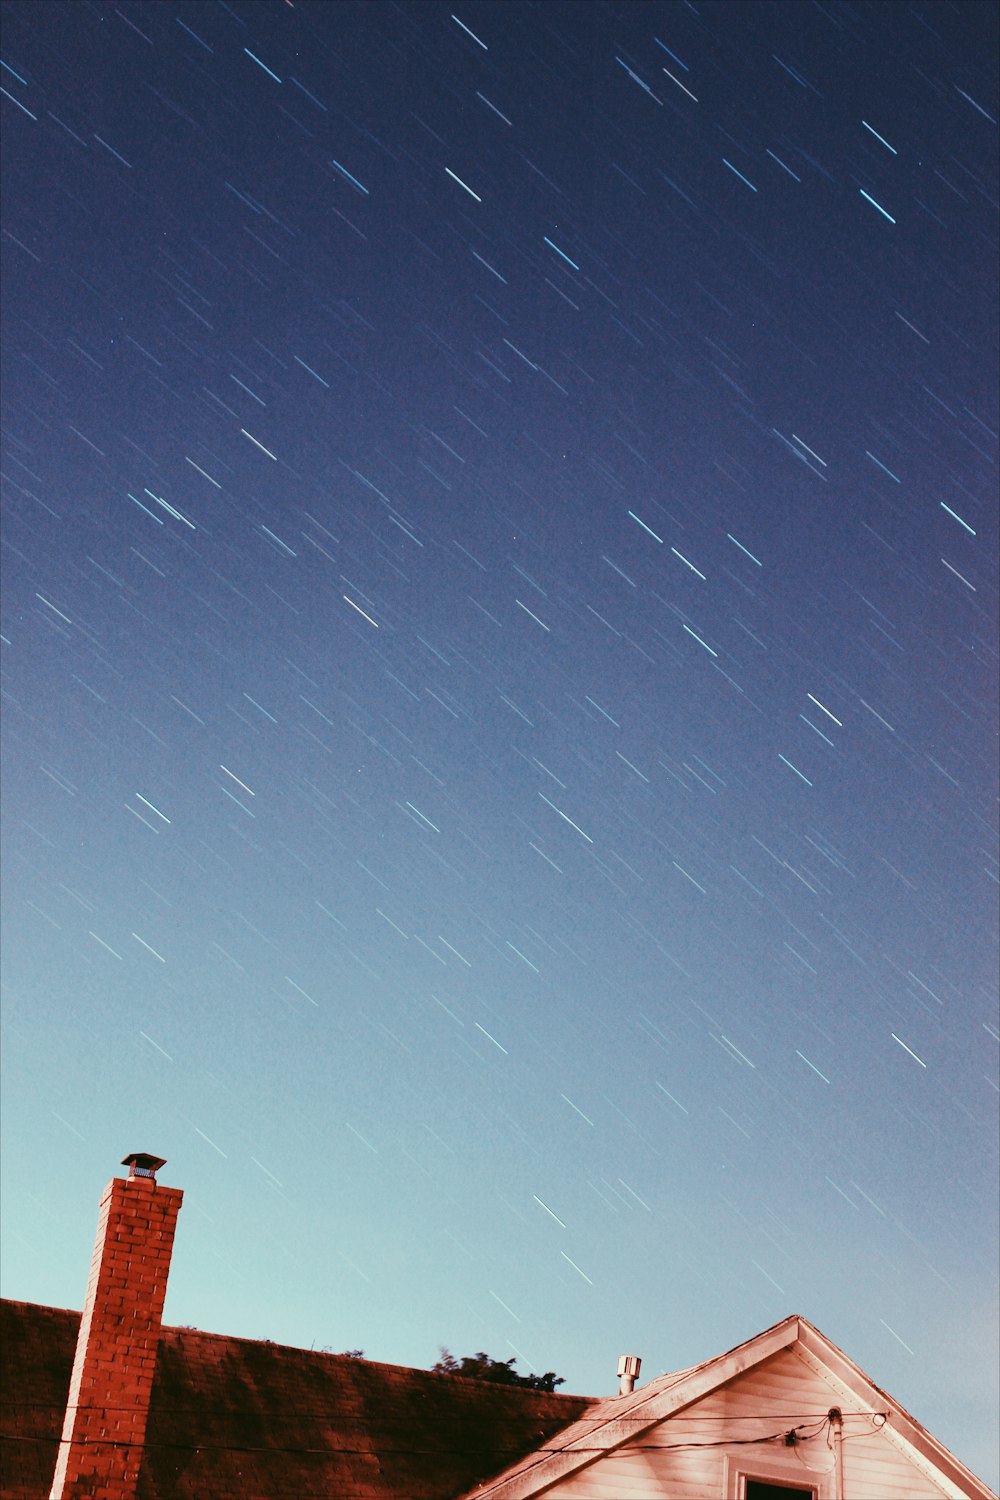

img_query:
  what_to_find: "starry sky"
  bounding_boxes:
[1,0,997,1487]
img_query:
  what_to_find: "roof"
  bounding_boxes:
[458,1313,998,1500]
[0,1299,591,1500]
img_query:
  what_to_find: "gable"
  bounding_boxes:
[526,1346,957,1499]
[464,1326,995,1500]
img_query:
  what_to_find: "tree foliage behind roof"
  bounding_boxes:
[432,1347,565,1393]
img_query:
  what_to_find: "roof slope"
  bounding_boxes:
[459,1313,998,1500]
[0,1299,591,1500]
[1,1301,77,1499]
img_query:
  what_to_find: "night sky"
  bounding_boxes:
[1,0,997,1487]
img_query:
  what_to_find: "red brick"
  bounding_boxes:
[49,1171,183,1500]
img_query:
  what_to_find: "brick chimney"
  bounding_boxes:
[49,1153,183,1500]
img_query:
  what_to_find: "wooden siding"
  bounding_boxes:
[536,1347,955,1499]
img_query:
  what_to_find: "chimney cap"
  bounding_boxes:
[122,1152,167,1178]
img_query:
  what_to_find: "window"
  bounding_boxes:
[725,1445,831,1499]
[744,1483,816,1500]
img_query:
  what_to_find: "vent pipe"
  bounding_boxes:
[618,1354,641,1395]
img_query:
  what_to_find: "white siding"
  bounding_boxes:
[537,1347,954,1499]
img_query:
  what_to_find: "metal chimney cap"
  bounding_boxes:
[617,1355,641,1376]
[122,1152,167,1179]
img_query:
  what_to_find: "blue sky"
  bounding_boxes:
[1,0,997,1488]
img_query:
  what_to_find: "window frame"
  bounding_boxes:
[725,1447,834,1500]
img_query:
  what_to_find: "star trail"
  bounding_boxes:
[1,0,997,1486]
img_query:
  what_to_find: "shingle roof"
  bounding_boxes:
[0,1299,592,1500]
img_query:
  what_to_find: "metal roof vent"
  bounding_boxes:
[618,1354,641,1395]
[122,1152,167,1180]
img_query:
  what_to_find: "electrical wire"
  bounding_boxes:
[0,1414,891,1458]
[0,1400,887,1425]
[0,1431,813,1454]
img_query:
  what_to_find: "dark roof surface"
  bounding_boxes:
[0,1299,592,1500]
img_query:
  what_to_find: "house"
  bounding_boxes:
[0,1154,994,1500]
[0,1300,590,1499]
[458,1313,995,1499]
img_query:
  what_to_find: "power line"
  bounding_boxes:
[0,1414,889,1460]
[0,1400,887,1425]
